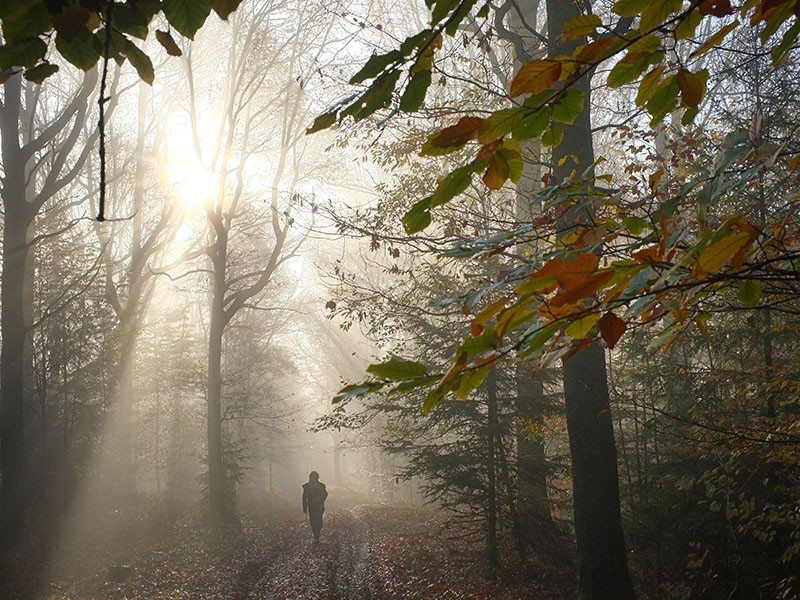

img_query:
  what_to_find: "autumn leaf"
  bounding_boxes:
[510,59,562,97]
[677,68,703,108]
[156,29,183,56]
[576,38,617,63]
[561,14,602,41]
[565,313,601,339]
[428,116,485,148]
[598,312,627,348]
[695,230,752,275]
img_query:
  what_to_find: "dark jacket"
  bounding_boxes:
[302,481,328,514]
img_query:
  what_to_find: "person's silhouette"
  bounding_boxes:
[302,471,328,543]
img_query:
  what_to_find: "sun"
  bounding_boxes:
[161,113,218,212]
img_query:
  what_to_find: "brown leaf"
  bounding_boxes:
[677,68,703,108]
[598,312,627,349]
[698,0,734,15]
[429,116,485,148]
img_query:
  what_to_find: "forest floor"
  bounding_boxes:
[1,499,576,600]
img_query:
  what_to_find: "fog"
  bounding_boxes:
[3,1,800,599]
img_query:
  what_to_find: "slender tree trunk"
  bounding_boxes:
[545,1,635,597]
[0,76,34,543]
[485,369,500,580]
[207,236,229,523]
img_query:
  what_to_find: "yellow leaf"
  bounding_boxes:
[696,230,751,275]
[636,66,665,106]
[562,14,602,41]
[690,20,739,58]
[648,168,664,191]
[565,313,601,339]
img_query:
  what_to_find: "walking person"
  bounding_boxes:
[302,471,328,543]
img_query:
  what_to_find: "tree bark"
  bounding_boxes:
[545,1,636,597]
[0,75,35,543]
[206,233,230,524]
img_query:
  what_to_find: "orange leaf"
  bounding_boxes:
[598,312,627,349]
[554,252,600,290]
[510,59,563,97]
[528,257,567,294]
[632,247,661,264]
[576,38,616,63]
[550,270,614,307]
[430,116,485,148]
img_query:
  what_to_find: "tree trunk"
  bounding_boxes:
[485,369,500,579]
[545,1,636,597]
[0,75,34,543]
[515,366,552,541]
[206,235,230,524]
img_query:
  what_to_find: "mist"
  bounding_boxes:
[2,1,800,599]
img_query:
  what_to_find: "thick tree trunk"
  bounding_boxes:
[545,1,635,598]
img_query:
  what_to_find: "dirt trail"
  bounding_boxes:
[245,509,376,600]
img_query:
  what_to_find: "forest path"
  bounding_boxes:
[244,509,376,600]
[11,504,574,599]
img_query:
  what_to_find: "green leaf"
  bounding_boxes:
[622,216,651,235]
[646,74,679,127]
[0,36,47,70]
[517,324,559,359]
[512,108,550,140]
[453,367,490,399]
[399,69,431,112]
[541,124,564,147]
[113,3,150,40]
[561,14,602,41]
[333,382,385,403]
[431,0,459,25]
[565,313,601,339]
[345,69,402,121]
[162,0,213,40]
[444,0,478,36]
[499,146,524,183]
[1,3,50,44]
[23,62,59,83]
[613,0,649,17]
[368,357,429,380]
[349,49,404,84]
[212,0,245,20]
[400,29,434,54]
[306,110,338,134]
[478,107,524,143]
[390,375,441,395]
[674,8,702,40]
[459,328,499,359]
[403,196,433,233]
[607,49,663,88]
[124,41,155,84]
[737,279,762,308]
[639,0,682,32]
[551,88,584,124]
[636,66,664,106]
[430,159,487,207]
[54,31,100,70]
